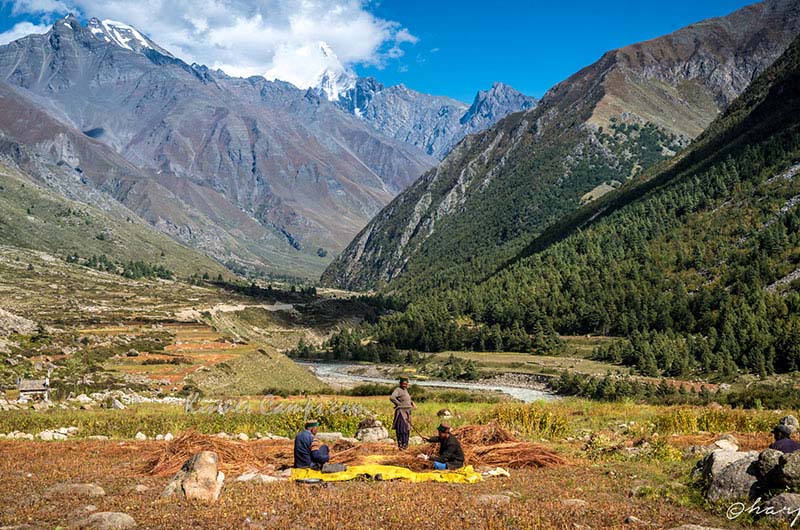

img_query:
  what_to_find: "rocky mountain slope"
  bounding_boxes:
[326,76,536,159]
[322,0,800,293]
[0,16,435,278]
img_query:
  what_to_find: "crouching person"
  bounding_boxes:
[294,420,330,469]
[418,423,464,470]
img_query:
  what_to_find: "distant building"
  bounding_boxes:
[17,376,50,402]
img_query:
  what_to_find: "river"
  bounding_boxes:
[302,362,557,403]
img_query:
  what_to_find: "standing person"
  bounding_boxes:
[390,377,416,450]
[418,423,465,470]
[293,420,330,469]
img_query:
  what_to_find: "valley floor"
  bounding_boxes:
[0,437,740,530]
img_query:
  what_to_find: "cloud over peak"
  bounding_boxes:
[1,0,418,88]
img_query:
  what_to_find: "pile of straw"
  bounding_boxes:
[140,430,291,476]
[140,425,566,477]
[452,422,517,445]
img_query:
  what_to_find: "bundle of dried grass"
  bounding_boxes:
[470,442,566,469]
[140,431,276,476]
[452,422,517,446]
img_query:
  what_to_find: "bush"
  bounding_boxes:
[481,403,570,439]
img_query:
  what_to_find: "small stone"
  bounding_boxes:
[38,430,54,441]
[131,484,149,493]
[560,499,588,508]
[111,399,126,410]
[134,432,147,441]
[80,511,136,529]
[155,434,164,441]
[237,433,249,441]
[624,515,649,525]
[477,494,511,504]
[164,433,174,441]
[87,435,110,441]
[45,483,106,498]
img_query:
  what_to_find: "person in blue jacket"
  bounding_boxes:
[294,420,331,469]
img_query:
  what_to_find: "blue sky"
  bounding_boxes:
[357,0,757,102]
[0,0,758,102]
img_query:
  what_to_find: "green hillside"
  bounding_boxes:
[0,161,230,279]
[323,34,800,380]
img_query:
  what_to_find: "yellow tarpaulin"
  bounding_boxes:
[291,464,483,484]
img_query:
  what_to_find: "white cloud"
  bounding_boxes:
[0,21,51,45]
[5,0,418,88]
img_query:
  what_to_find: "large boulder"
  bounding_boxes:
[162,451,224,503]
[763,493,800,526]
[706,452,759,502]
[697,450,757,484]
[356,425,390,443]
[756,449,784,485]
[779,451,800,488]
[779,415,799,434]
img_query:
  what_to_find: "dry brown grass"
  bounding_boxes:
[0,438,732,529]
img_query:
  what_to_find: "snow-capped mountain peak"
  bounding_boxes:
[86,18,173,57]
[312,41,356,102]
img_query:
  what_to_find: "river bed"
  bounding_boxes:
[302,362,557,403]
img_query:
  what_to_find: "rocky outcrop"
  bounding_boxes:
[331,79,536,160]
[705,452,759,502]
[162,451,224,503]
[0,308,36,336]
[355,418,390,443]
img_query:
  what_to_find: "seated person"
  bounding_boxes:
[770,425,800,454]
[418,423,465,470]
[294,420,331,469]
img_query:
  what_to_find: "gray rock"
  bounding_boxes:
[162,451,224,503]
[756,449,783,484]
[111,399,126,410]
[79,511,136,529]
[699,450,757,483]
[706,453,759,501]
[779,415,799,434]
[779,451,800,488]
[134,432,147,441]
[476,494,511,504]
[624,515,649,525]
[237,433,249,441]
[762,492,800,525]
[355,426,389,443]
[45,483,106,498]
[560,498,588,508]
[315,432,343,442]
[38,430,54,441]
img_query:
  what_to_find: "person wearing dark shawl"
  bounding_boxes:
[294,420,330,469]
[770,425,800,453]
[390,377,416,450]
[418,423,465,470]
